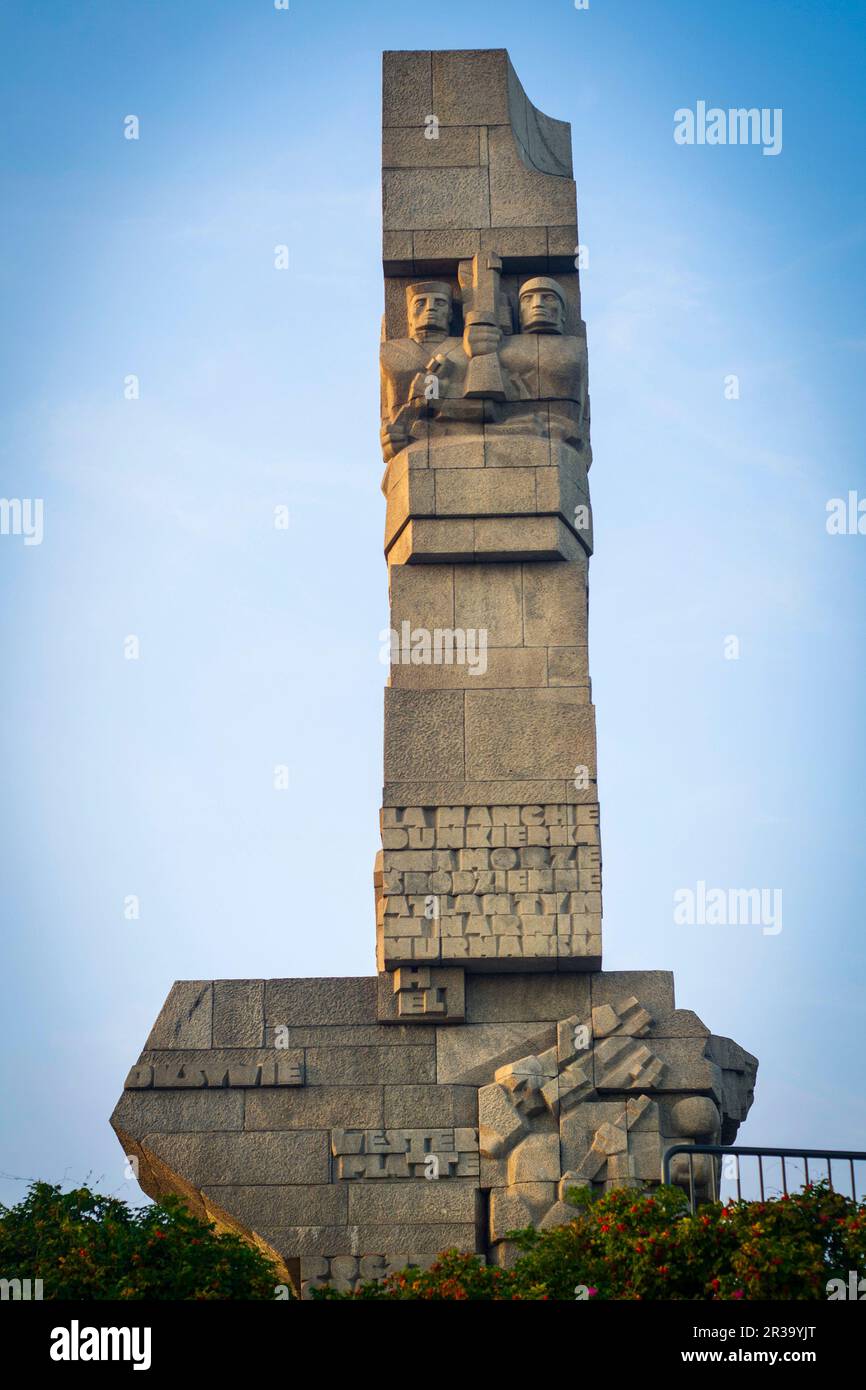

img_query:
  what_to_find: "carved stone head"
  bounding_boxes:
[519,276,566,335]
[406,281,453,343]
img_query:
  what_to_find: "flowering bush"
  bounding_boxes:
[0,1182,281,1299]
[315,1182,866,1301]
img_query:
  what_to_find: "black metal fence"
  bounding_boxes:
[662,1144,866,1213]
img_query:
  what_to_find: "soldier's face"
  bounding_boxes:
[410,292,450,334]
[520,290,564,334]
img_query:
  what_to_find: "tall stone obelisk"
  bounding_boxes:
[111,52,757,1297]
[376,49,599,981]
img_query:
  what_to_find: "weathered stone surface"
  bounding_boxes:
[436,1022,557,1085]
[304,1045,436,1086]
[435,466,537,517]
[383,229,414,275]
[261,1226,366,1259]
[345,1222,478,1253]
[144,1131,329,1186]
[478,1082,528,1157]
[411,229,481,274]
[538,1199,579,1229]
[389,563,455,633]
[589,972,676,1028]
[560,1101,626,1175]
[467,973,590,1022]
[390,646,548,691]
[454,564,522,646]
[382,50,432,128]
[473,516,585,562]
[383,167,491,232]
[489,1182,555,1240]
[522,563,587,648]
[384,1084,477,1129]
[264,978,377,1027]
[270,1024,436,1047]
[487,124,577,227]
[481,225,548,265]
[244,1087,384,1131]
[383,779,582,807]
[112,1090,243,1135]
[431,50,512,126]
[383,125,481,169]
[548,646,589,687]
[508,1131,561,1184]
[346,1180,480,1225]
[464,690,597,780]
[136,1047,304,1074]
[146,981,212,1050]
[384,690,465,780]
[548,225,580,267]
[202,1184,347,1229]
[212,981,264,1048]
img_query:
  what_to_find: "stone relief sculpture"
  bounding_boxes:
[380,263,590,466]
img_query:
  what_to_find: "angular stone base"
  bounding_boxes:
[111,970,756,1297]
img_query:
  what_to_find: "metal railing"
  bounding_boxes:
[662,1144,866,1213]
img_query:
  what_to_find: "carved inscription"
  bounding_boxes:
[378,804,602,963]
[393,965,447,1016]
[331,1127,479,1179]
[301,1253,437,1298]
[124,1058,305,1089]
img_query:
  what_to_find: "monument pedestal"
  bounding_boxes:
[112,969,755,1296]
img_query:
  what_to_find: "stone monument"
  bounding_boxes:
[112,50,757,1298]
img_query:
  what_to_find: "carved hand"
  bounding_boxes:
[380,420,409,462]
[463,323,502,359]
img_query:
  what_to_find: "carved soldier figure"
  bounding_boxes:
[379,281,463,461]
[496,275,590,451]
[518,275,567,334]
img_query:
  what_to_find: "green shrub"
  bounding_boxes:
[0,1182,282,1300]
[314,1182,866,1301]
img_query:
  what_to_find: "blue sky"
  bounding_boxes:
[1,0,865,1208]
